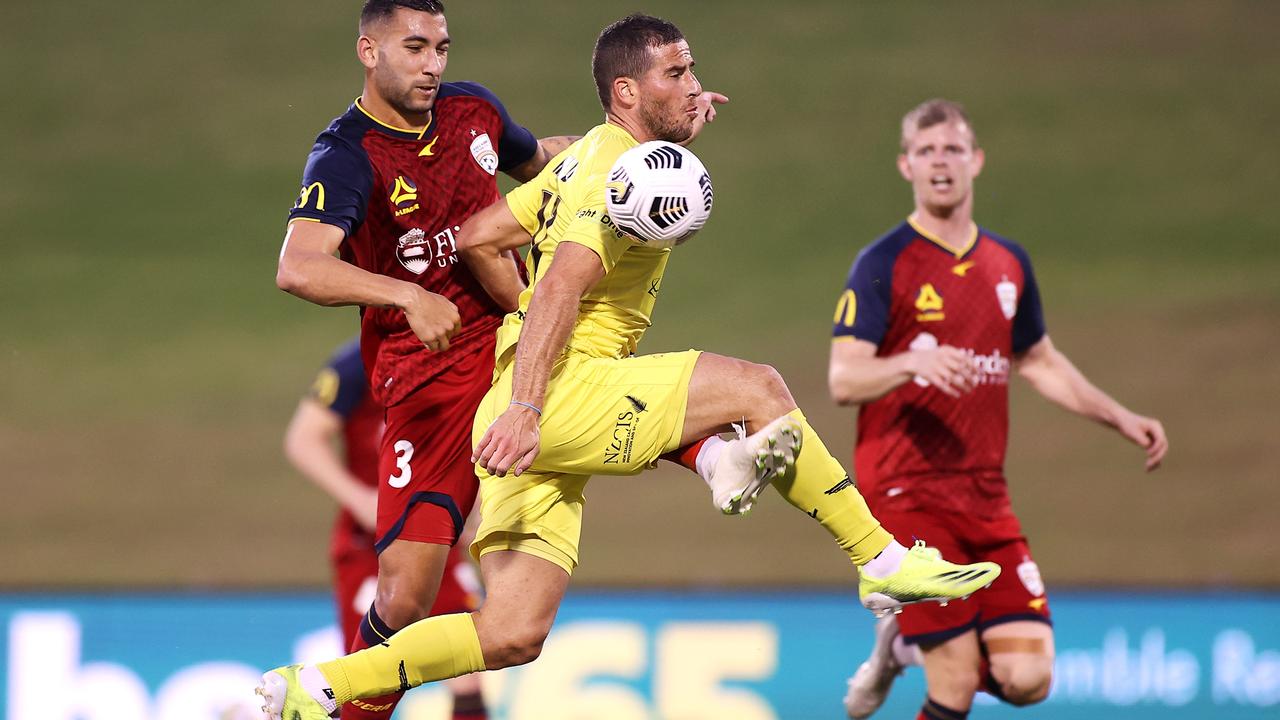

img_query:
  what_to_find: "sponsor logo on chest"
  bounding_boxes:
[396,224,461,274]
[908,331,1011,388]
[911,271,1020,325]
[914,282,945,322]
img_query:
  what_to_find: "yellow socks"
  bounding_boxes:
[317,612,485,704]
[772,409,893,565]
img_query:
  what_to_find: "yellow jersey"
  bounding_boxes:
[496,122,669,366]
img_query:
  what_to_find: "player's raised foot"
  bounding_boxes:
[709,416,803,514]
[858,541,1000,618]
[255,664,337,720]
[843,613,907,719]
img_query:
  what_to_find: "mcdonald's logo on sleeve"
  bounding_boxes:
[834,289,857,328]
[295,182,326,211]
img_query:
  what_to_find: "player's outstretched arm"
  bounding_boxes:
[283,398,378,532]
[472,242,605,477]
[277,220,459,350]
[829,337,978,404]
[505,136,582,183]
[457,200,535,312]
[1015,334,1168,471]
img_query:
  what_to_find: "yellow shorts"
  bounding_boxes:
[470,349,701,574]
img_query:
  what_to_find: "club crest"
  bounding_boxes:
[1017,559,1045,597]
[996,276,1018,320]
[470,132,498,175]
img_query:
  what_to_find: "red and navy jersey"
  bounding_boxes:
[307,338,384,549]
[833,219,1046,491]
[289,82,537,406]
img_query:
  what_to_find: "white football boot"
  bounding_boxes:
[843,613,908,719]
[708,416,802,514]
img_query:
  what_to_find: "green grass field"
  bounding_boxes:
[2,0,1277,589]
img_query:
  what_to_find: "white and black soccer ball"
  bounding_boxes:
[605,141,713,249]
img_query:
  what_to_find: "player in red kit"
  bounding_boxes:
[831,99,1169,720]
[284,339,488,718]
[273,2,577,718]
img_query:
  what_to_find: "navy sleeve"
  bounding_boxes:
[287,133,373,236]
[1009,244,1047,353]
[833,244,895,345]
[450,80,538,171]
[307,340,367,419]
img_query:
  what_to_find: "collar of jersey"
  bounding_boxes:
[600,120,641,145]
[907,215,978,259]
[355,97,435,140]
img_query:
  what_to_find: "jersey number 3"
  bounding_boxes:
[388,439,414,488]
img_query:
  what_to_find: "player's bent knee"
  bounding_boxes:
[1002,669,1052,706]
[992,657,1052,706]
[758,363,791,399]
[743,363,795,419]
[374,588,437,630]
[934,665,982,700]
[922,648,983,701]
[483,625,549,669]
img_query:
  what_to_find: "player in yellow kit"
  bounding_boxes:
[256,15,1002,719]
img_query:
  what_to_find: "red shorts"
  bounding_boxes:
[375,343,494,549]
[333,539,483,649]
[867,476,1052,646]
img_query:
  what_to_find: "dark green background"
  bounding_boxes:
[3,1,1276,589]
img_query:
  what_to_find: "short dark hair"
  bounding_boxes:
[901,98,977,150]
[360,0,445,31]
[592,14,685,110]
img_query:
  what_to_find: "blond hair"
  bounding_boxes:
[900,98,976,151]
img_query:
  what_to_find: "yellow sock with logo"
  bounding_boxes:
[772,409,893,566]
[317,612,485,704]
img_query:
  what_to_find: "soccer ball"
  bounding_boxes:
[605,141,713,249]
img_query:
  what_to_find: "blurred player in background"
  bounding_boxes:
[271,0,577,717]
[830,99,1169,720]
[284,338,488,719]
[255,16,1005,720]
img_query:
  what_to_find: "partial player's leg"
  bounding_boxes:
[482,349,998,612]
[332,546,379,651]
[971,531,1054,706]
[471,549,571,668]
[678,352,799,440]
[842,501,978,718]
[258,365,588,715]
[680,353,1000,610]
[444,674,488,720]
[257,371,586,720]
[680,354,888,555]
[676,354,806,514]
[256,549,569,719]
[337,349,492,720]
[918,631,984,718]
[367,541,450,630]
[980,622,1054,706]
[843,613,916,719]
[433,545,489,719]
[340,541,450,720]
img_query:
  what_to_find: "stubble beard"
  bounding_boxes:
[639,98,693,144]
[377,72,434,118]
